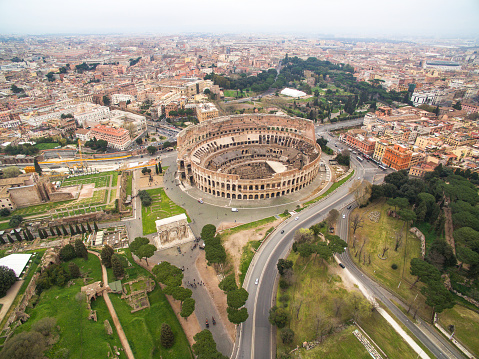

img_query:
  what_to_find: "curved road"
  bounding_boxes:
[233,155,465,359]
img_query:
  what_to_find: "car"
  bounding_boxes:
[295,216,299,221]
[281,230,284,234]
[198,198,203,204]
[255,278,259,285]
[231,208,239,212]
[342,214,346,219]
[339,263,345,269]
[347,205,352,210]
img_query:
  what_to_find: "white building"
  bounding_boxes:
[280,88,307,98]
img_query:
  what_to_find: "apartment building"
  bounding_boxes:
[196,103,219,122]
[382,144,412,171]
[373,141,389,162]
[89,125,131,150]
[341,131,376,155]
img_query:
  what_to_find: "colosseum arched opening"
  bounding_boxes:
[176,114,322,200]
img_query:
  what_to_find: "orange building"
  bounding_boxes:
[382,144,412,171]
[342,132,376,155]
[89,125,131,150]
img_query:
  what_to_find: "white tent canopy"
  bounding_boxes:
[0,253,32,277]
[280,88,307,98]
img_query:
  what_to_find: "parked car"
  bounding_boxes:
[339,263,345,269]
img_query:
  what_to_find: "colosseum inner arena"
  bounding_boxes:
[176,114,322,200]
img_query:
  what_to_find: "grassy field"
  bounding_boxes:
[438,305,479,355]
[62,171,118,188]
[349,198,432,321]
[14,199,74,216]
[108,250,192,359]
[278,251,421,359]
[34,142,59,150]
[294,326,371,359]
[14,253,126,358]
[221,216,277,236]
[141,188,189,235]
[126,174,133,197]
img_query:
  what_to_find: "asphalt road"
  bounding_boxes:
[233,153,465,359]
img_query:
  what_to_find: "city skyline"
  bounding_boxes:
[1,0,479,38]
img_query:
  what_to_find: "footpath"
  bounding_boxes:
[88,251,135,359]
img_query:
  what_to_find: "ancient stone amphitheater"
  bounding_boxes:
[176,114,322,200]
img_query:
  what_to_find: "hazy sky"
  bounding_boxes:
[1,0,478,37]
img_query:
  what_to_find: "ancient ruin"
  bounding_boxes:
[154,213,195,249]
[176,114,322,200]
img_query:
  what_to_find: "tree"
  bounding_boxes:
[158,162,163,174]
[280,328,295,344]
[135,244,157,265]
[59,244,76,262]
[103,95,111,106]
[180,297,195,318]
[227,288,249,309]
[268,306,289,328]
[350,214,363,234]
[9,215,23,228]
[0,265,16,297]
[160,323,175,348]
[49,227,55,237]
[94,222,99,232]
[68,262,81,278]
[152,261,183,287]
[452,101,462,110]
[69,224,75,235]
[87,222,93,233]
[227,307,249,324]
[201,224,217,240]
[349,180,372,207]
[61,224,68,236]
[33,157,42,175]
[192,330,228,359]
[409,258,441,288]
[111,255,124,279]
[326,209,339,228]
[327,235,348,254]
[348,291,372,321]
[293,228,314,244]
[0,208,10,217]
[74,239,88,260]
[421,281,455,322]
[129,237,150,254]
[219,274,238,292]
[147,146,157,155]
[55,226,62,236]
[164,286,192,302]
[101,245,114,268]
[277,259,293,276]
[0,331,46,359]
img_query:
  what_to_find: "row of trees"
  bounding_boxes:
[152,260,195,319]
[218,274,249,324]
[201,224,227,269]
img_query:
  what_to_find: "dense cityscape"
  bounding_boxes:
[0,11,478,359]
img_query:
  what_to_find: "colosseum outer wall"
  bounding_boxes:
[176,114,321,200]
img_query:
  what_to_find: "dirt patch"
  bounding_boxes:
[138,173,164,189]
[328,262,358,292]
[196,251,236,343]
[216,222,245,232]
[221,218,283,282]
[78,183,95,199]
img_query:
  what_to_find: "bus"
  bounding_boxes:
[356,156,364,162]
[379,165,387,171]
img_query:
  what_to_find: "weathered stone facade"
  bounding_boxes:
[154,213,195,249]
[176,114,322,200]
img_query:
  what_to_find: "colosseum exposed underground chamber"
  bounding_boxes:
[176,114,322,200]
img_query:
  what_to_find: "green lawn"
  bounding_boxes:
[62,171,118,188]
[34,142,59,150]
[350,198,432,321]
[13,254,125,358]
[439,305,479,355]
[14,199,74,217]
[126,174,133,197]
[141,188,189,235]
[294,326,370,359]
[278,251,420,359]
[108,250,192,359]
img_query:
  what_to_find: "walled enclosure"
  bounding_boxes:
[176,114,322,200]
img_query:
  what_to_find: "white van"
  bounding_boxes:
[231,208,239,212]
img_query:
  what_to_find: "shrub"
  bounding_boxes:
[280,328,294,344]
[0,265,16,297]
[391,263,398,270]
[160,323,174,348]
[59,244,76,262]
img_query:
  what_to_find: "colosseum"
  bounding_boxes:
[176,114,322,200]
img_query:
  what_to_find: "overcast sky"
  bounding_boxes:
[0,0,478,38]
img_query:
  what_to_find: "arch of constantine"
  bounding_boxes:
[176,114,322,200]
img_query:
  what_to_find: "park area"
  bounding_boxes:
[61,171,118,188]
[141,188,189,235]
[276,250,422,359]
[106,250,192,358]
[9,253,126,358]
